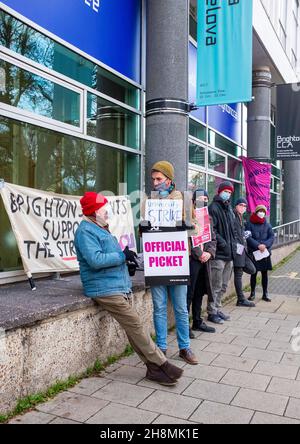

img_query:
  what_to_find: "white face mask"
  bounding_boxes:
[257,212,265,219]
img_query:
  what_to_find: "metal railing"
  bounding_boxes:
[273,220,300,248]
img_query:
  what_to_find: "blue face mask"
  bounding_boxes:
[154,181,170,197]
[220,191,231,202]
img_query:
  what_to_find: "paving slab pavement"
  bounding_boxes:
[8,251,300,424]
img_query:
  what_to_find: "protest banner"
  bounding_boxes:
[145,199,183,227]
[143,231,190,286]
[241,157,271,214]
[191,207,212,248]
[0,182,136,279]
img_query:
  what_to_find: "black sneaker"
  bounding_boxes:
[217,311,231,321]
[262,294,272,302]
[248,292,255,301]
[192,322,216,333]
[237,299,256,308]
[207,314,224,325]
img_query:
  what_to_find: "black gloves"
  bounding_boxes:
[123,246,139,266]
[123,246,139,277]
[127,262,137,277]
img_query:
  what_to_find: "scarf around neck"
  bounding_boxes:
[250,213,265,225]
[83,214,110,232]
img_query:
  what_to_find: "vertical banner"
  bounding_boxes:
[276,84,300,160]
[197,0,253,106]
[241,157,271,215]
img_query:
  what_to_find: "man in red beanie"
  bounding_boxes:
[207,181,237,324]
[75,191,184,386]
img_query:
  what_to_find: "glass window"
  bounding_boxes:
[228,157,243,181]
[208,150,226,175]
[87,93,140,149]
[0,11,140,108]
[209,130,242,157]
[207,175,224,198]
[189,0,197,41]
[0,60,80,127]
[272,165,281,178]
[0,117,140,271]
[231,183,242,207]
[188,170,206,191]
[189,142,205,167]
[270,192,281,227]
[189,119,206,142]
[270,124,276,161]
[273,178,281,193]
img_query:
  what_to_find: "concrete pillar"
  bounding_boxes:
[145,0,189,193]
[247,67,272,160]
[283,161,300,223]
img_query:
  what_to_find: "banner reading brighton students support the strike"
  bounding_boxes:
[0,182,136,274]
[276,84,300,160]
[241,157,271,215]
[143,231,190,287]
[197,0,253,106]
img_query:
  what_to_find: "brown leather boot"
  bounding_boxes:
[179,348,198,365]
[145,362,177,386]
[160,361,184,381]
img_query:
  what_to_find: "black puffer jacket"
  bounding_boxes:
[208,196,237,262]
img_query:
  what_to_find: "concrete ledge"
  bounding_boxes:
[0,273,175,415]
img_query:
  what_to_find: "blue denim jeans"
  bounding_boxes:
[150,285,190,351]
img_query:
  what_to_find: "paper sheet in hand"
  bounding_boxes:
[236,243,245,256]
[253,249,270,261]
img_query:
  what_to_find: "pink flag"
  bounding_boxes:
[241,157,272,215]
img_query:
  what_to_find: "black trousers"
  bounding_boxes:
[234,267,245,301]
[187,265,206,328]
[251,271,269,295]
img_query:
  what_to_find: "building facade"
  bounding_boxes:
[0,0,299,282]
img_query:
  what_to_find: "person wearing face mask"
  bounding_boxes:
[245,205,274,302]
[233,198,256,307]
[187,189,217,337]
[207,181,237,324]
[141,161,198,365]
[74,192,184,386]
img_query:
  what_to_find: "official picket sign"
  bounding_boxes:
[0,182,136,275]
[145,199,183,227]
[192,207,212,248]
[143,231,190,286]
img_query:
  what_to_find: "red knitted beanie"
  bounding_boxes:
[80,192,108,216]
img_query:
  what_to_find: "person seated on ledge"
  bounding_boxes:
[74,191,184,386]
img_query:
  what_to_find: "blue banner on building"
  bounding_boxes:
[0,0,141,83]
[189,43,207,123]
[197,0,253,106]
[189,42,242,144]
[208,103,242,145]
